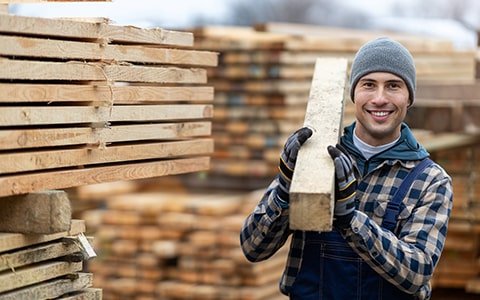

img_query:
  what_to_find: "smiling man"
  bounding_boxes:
[240,37,453,300]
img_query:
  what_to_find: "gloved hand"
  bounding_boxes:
[276,127,313,206]
[327,144,357,228]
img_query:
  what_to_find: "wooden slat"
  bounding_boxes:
[57,288,102,300]
[209,64,315,79]
[0,122,211,150]
[0,220,85,253]
[0,84,214,103]
[0,105,213,126]
[289,58,348,231]
[210,79,311,93]
[213,106,305,120]
[420,133,480,152]
[215,92,308,106]
[0,157,210,197]
[0,238,82,272]
[0,261,83,293]
[221,50,327,64]
[0,272,92,300]
[0,35,217,66]
[0,139,214,174]
[0,14,193,46]
[214,120,299,135]
[255,22,455,53]
[0,60,207,83]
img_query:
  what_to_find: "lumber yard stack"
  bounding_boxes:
[0,8,218,300]
[186,23,476,190]
[414,85,480,293]
[431,144,480,292]
[82,189,287,300]
[0,191,100,299]
[0,13,217,197]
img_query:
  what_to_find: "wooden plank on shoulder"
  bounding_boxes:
[289,58,348,231]
[0,157,210,197]
[0,272,92,300]
[0,14,193,46]
[0,122,212,150]
[0,220,85,253]
[0,104,213,126]
[0,261,83,293]
[0,60,207,83]
[0,84,214,103]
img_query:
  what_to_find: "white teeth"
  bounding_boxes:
[371,111,389,117]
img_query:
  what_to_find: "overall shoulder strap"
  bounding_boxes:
[381,158,434,232]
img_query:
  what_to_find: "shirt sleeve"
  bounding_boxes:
[240,176,292,262]
[342,169,453,297]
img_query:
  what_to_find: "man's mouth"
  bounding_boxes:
[367,110,393,120]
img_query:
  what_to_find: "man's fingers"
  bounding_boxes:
[297,127,313,145]
[327,145,341,159]
[333,157,346,180]
[336,143,349,156]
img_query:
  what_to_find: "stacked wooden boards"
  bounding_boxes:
[189,23,476,185]
[0,219,102,299]
[424,138,480,293]
[83,190,287,300]
[409,82,480,133]
[0,14,217,197]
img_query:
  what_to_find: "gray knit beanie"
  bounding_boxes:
[349,37,416,105]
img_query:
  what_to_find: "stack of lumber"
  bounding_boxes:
[0,190,100,299]
[188,23,476,185]
[84,189,287,300]
[423,137,480,292]
[0,14,217,197]
[408,82,480,133]
[0,218,100,299]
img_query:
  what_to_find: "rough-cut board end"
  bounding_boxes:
[288,57,348,231]
[289,193,334,231]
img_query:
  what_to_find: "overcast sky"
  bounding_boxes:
[11,0,233,28]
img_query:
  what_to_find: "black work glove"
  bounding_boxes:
[327,144,357,228]
[276,127,313,205]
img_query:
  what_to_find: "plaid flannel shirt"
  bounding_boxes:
[240,158,452,300]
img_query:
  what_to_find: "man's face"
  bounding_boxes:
[353,72,410,146]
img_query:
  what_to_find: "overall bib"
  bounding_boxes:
[290,158,432,300]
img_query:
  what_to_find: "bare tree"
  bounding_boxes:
[396,0,480,29]
[227,0,317,25]
[226,0,368,28]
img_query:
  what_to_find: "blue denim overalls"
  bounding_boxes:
[289,158,432,300]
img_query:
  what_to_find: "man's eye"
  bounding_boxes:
[388,83,399,89]
[363,82,374,88]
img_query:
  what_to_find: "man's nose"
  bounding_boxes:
[370,88,389,105]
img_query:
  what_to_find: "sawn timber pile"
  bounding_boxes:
[0,14,218,196]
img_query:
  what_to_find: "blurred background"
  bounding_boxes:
[11,0,480,49]
[3,0,480,299]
